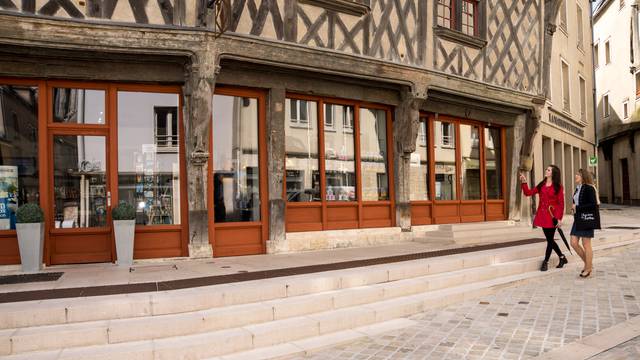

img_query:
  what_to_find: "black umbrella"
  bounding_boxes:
[549,206,572,254]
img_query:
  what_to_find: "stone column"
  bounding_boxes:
[266,88,287,253]
[183,47,218,258]
[393,91,425,231]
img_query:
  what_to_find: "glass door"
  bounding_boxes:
[47,84,113,264]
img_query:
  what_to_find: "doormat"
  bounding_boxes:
[607,226,640,230]
[0,272,63,285]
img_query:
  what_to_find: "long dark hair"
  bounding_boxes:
[536,165,562,195]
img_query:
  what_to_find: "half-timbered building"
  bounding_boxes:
[0,0,593,264]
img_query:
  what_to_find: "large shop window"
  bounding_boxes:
[117,92,182,226]
[285,99,320,202]
[285,95,394,231]
[460,124,481,200]
[325,104,356,202]
[0,85,39,230]
[212,95,261,223]
[410,120,429,201]
[53,135,107,228]
[485,127,503,199]
[434,120,457,200]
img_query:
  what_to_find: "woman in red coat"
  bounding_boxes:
[519,165,568,271]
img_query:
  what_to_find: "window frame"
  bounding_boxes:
[605,40,611,64]
[435,0,484,40]
[561,58,571,113]
[603,93,610,118]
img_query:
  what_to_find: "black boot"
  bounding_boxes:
[540,261,548,272]
[556,256,568,268]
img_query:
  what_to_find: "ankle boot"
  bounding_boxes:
[556,256,568,268]
[540,261,548,272]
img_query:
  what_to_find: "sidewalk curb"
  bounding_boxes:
[535,315,640,359]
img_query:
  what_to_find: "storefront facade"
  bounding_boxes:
[0,0,574,264]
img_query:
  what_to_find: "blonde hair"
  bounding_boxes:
[578,168,594,185]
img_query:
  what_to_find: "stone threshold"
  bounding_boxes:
[0,238,545,304]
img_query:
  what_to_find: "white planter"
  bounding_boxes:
[114,220,136,266]
[16,223,44,273]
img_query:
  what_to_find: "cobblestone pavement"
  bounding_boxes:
[296,236,640,360]
[590,335,640,359]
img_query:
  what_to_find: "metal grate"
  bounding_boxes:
[0,272,63,285]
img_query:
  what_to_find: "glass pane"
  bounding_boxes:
[434,120,456,200]
[360,108,389,201]
[53,136,106,228]
[117,92,181,226]
[285,99,320,202]
[213,95,261,222]
[410,120,429,201]
[52,88,105,124]
[460,125,481,200]
[324,104,356,201]
[485,127,503,199]
[0,85,40,230]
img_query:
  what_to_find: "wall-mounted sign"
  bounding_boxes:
[547,112,585,137]
[589,155,598,166]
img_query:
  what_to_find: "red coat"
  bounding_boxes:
[521,183,564,228]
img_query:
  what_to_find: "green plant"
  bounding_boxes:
[112,202,136,221]
[16,203,44,223]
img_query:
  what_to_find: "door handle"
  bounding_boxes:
[107,191,111,207]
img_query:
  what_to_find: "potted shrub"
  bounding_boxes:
[16,203,45,273]
[112,202,136,266]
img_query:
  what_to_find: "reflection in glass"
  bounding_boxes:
[52,88,105,124]
[213,95,260,222]
[410,120,429,201]
[53,136,106,228]
[434,120,456,200]
[0,85,40,230]
[285,99,320,202]
[460,124,481,200]
[485,127,502,199]
[117,92,181,225]
[324,104,356,201]
[359,108,389,201]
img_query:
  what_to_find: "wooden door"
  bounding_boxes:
[209,88,268,257]
[46,83,113,264]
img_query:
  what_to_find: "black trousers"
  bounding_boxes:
[542,227,564,262]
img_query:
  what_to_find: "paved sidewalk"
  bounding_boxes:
[296,234,640,359]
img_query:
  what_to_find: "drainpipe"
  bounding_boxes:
[589,1,598,183]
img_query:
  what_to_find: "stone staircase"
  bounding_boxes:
[412,220,541,245]
[0,229,638,360]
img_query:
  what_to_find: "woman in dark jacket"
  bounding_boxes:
[570,169,601,278]
[520,165,568,272]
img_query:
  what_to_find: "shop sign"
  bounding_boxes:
[548,112,584,137]
[0,166,18,230]
[589,156,598,167]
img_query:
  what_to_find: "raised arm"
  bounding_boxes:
[521,182,538,197]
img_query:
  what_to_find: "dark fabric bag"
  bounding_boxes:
[575,206,601,231]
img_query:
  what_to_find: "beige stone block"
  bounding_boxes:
[222,281,287,306]
[202,303,274,331]
[381,278,429,299]
[427,271,466,290]
[220,343,303,360]
[150,287,225,315]
[331,286,385,308]
[265,293,333,320]
[365,295,424,322]
[153,328,253,359]
[1,349,61,360]
[462,254,493,269]
[284,275,341,297]
[464,266,499,283]
[340,268,388,288]
[308,307,375,334]
[66,294,152,323]
[386,261,429,281]
[0,302,66,329]
[354,318,417,337]
[427,257,464,274]
[292,329,363,355]
[0,329,15,356]
[58,341,154,360]
[11,321,108,354]
[244,317,319,348]
[108,312,207,343]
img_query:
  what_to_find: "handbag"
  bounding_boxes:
[575,205,601,231]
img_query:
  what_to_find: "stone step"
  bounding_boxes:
[437,220,516,232]
[1,229,636,334]
[1,234,638,358]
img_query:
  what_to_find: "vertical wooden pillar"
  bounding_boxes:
[393,90,425,231]
[266,88,287,253]
[183,46,218,258]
